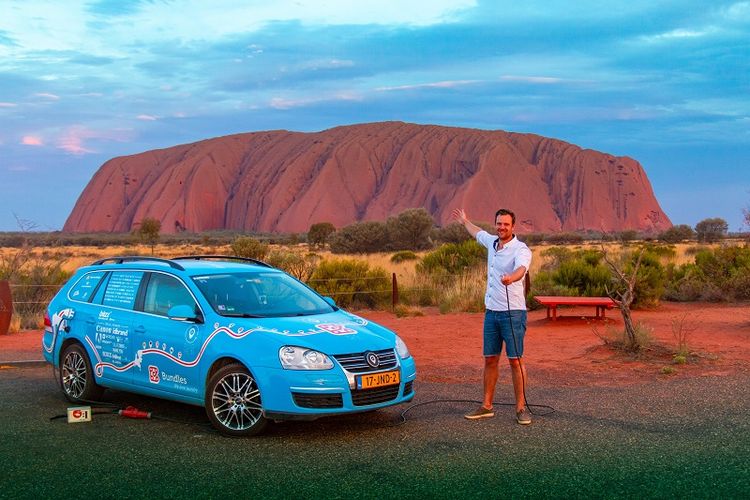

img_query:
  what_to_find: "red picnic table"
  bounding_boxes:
[534,296,616,320]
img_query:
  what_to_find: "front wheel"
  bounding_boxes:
[205,363,268,437]
[60,343,104,402]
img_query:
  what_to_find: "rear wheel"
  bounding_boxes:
[60,343,104,402]
[205,363,268,437]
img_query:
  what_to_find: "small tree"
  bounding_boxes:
[307,222,336,248]
[601,244,647,351]
[385,208,434,251]
[135,217,161,255]
[695,217,728,243]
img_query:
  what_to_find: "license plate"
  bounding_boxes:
[357,370,400,390]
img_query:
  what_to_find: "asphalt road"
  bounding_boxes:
[1,364,749,499]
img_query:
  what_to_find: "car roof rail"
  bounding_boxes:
[90,256,185,271]
[172,255,273,268]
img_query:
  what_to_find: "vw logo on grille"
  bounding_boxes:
[365,352,380,368]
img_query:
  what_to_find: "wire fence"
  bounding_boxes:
[1,273,467,332]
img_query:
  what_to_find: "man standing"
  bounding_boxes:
[452,207,533,425]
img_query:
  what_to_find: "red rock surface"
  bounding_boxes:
[63,122,671,234]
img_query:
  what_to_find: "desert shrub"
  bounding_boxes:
[329,221,389,254]
[617,229,639,242]
[390,250,418,263]
[432,222,473,244]
[308,259,390,309]
[593,320,653,353]
[416,240,485,278]
[555,252,611,297]
[266,251,320,282]
[399,273,440,307]
[664,245,750,301]
[437,266,486,313]
[659,224,695,243]
[385,208,434,251]
[230,236,269,260]
[394,304,424,317]
[1,251,70,329]
[643,244,677,260]
[307,222,336,248]
[521,233,545,246]
[544,232,585,244]
[629,250,667,307]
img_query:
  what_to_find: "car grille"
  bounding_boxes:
[333,348,397,373]
[292,392,343,409]
[403,381,413,396]
[351,385,400,406]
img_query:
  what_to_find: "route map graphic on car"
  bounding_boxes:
[43,255,416,436]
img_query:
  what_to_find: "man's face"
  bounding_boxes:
[495,214,514,241]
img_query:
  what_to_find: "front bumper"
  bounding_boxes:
[256,356,416,420]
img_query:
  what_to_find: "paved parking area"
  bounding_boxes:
[1,364,748,498]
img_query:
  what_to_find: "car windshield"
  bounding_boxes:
[192,271,334,318]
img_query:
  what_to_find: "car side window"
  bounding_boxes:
[142,273,196,317]
[68,271,106,303]
[102,271,144,310]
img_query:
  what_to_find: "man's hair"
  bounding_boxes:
[495,208,516,225]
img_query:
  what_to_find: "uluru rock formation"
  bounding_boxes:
[63,122,671,234]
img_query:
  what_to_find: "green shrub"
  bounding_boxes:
[266,251,319,281]
[544,232,585,244]
[308,259,390,309]
[432,222,473,244]
[230,236,269,260]
[390,250,419,263]
[658,224,695,243]
[416,240,485,277]
[664,245,750,301]
[329,221,389,254]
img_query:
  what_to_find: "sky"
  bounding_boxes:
[0,0,748,232]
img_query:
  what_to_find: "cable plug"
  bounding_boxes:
[118,406,152,419]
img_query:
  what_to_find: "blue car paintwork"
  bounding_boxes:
[44,259,416,418]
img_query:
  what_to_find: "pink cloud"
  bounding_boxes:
[0,102,18,108]
[57,126,133,155]
[34,92,60,100]
[137,114,159,121]
[22,135,44,146]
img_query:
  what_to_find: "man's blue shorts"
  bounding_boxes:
[483,309,527,358]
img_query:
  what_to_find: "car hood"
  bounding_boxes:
[215,310,396,355]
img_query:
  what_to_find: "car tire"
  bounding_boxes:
[60,343,104,402]
[205,363,268,437]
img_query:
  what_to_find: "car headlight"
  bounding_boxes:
[395,335,411,359]
[279,346,333,370]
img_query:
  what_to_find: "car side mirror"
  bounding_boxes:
[167,304,203,323]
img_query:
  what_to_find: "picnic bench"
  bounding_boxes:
[534,296,616,320]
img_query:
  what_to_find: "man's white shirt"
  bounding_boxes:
[476,230,532,311]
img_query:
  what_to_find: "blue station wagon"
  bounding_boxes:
[43,256,416,436]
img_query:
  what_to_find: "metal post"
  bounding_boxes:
[392,273,399,311]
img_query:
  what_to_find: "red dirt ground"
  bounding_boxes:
[362,301,750,387]
[2,302,749,387]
